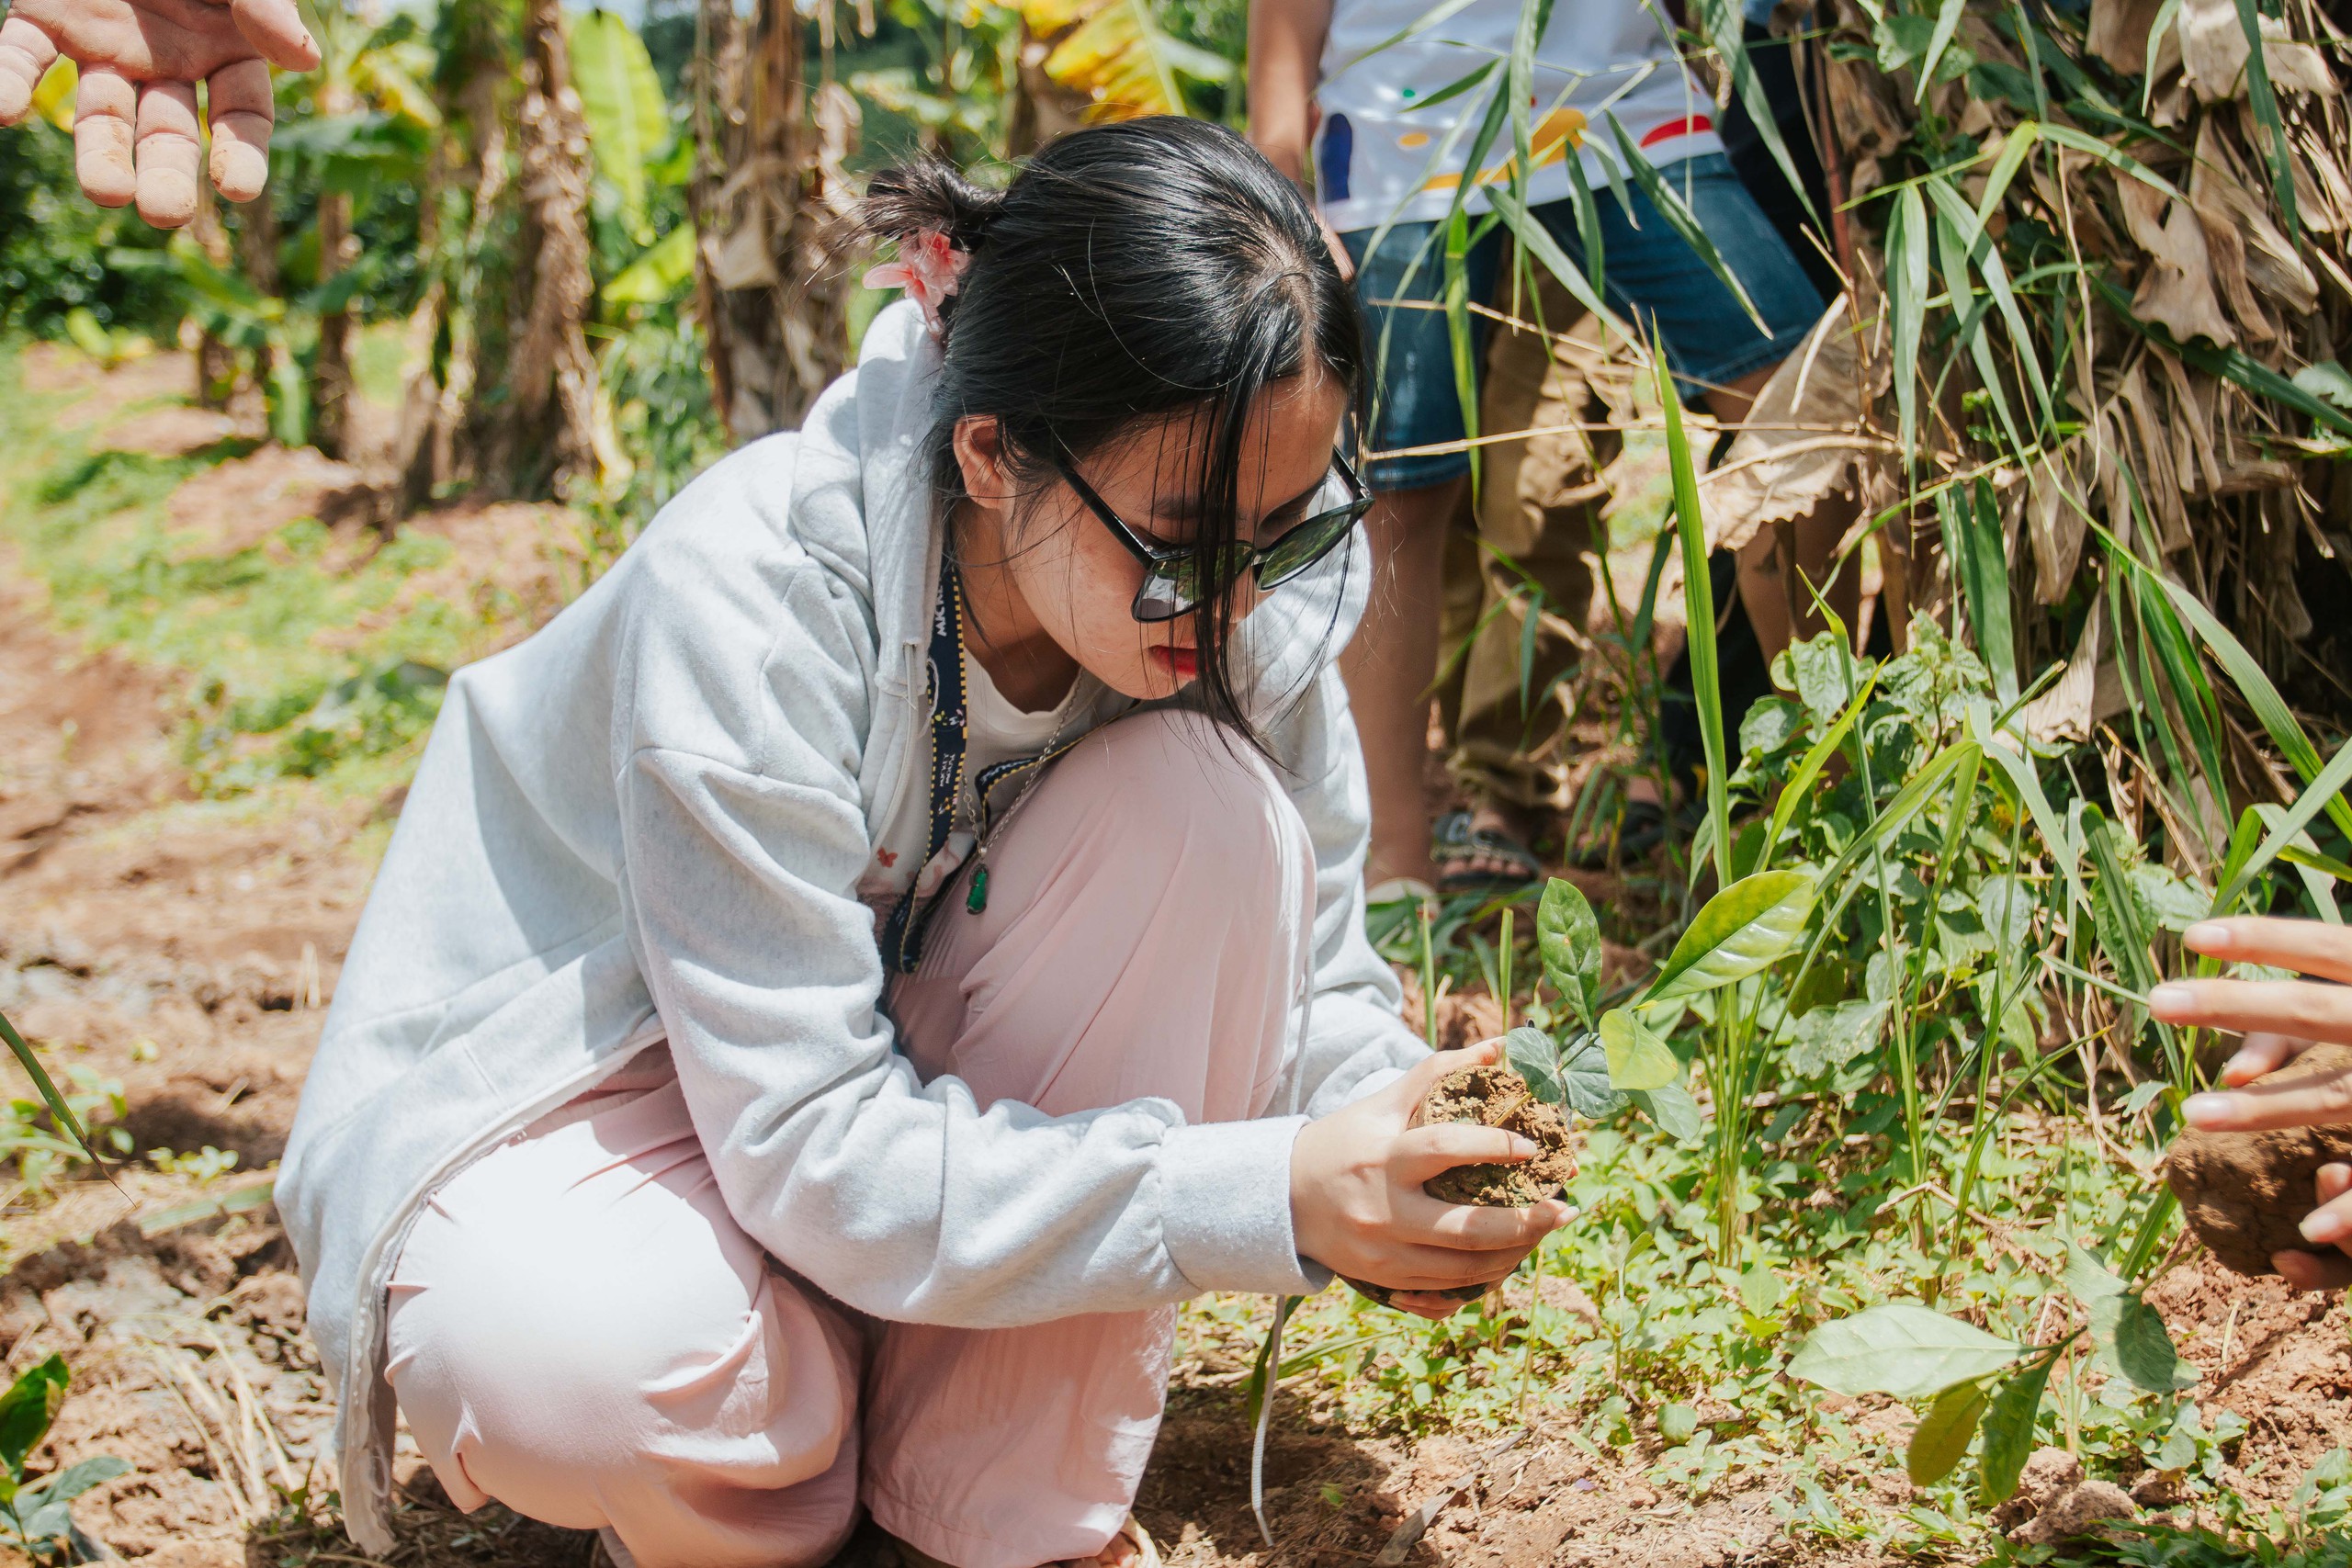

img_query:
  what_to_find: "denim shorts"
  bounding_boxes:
[1342,153,1826,491]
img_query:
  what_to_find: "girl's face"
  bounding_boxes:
[952,367,1352,703]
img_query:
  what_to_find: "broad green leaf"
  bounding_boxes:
[604,224,696,307]
[2064,1243,2126,1304]
[567,9,668,231]
[1907,1379,1989,1486]
[2295,362,2352,412]
[1599,1009,1679,1092]
[0,1355,68,1472]
[1558,1032,1627,1120]
[1630,1082,1703,1143]
[1788,1304,2022,1400]
[1537,877,1601,1027]
[1505,1026,1565,1104]
[1978,1358,2054,1505]
[31,1455,130,1505]
[2113,1297,2188,1393]
[1659,1404,1700,1443]
[1738,1264,1785,1316]
[1786,998,1889,1078]
[1648,872,1817,1003]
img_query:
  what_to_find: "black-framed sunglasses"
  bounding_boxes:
[1054,447,1373,623]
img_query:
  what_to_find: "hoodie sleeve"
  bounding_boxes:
[612,538,1322,1329]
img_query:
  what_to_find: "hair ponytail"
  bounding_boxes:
[854,118,1367,752]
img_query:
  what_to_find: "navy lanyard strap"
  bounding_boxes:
[880,566,971,976]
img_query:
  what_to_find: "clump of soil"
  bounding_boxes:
[1347,1065,1576,1308]
[1419,1064,1577,1206]
[2167,1042,2352,1276]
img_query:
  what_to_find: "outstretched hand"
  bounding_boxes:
[2154,917,2352,1291]
[1290,1040,1569,1321]
[0,0,318,228]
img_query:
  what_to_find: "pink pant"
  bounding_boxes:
[384,710,1317,1568]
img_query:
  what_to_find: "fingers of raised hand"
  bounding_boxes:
[2222,1032,2312,1087]
[205,57,271,201]
[2185,1055,2352,1133]
[134,79,202,226]
[0,16,61,126]
[2185,917,2352,986]
[74,66,138,208]
[1406,1193,1569,1251]
[2152,977,2352,1050]
[227,0,320,72]
[2275,1248,2352,1293]
[1387,1291,1477,1320]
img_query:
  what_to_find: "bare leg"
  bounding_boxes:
[1342,478,1464,890]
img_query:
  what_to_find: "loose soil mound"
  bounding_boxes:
[2167,1043,2352,1275]
[1420,1064,1577,1207]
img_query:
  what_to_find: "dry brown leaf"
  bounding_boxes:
[2150,345,2225,512]
[2025,441,2092,602]
[2116,178,2240,347]
[2087,0,2167,74]
[2291,121,2352,231]
[1701,296,1883,553]
[2181,0,2337,101]
[2193,120,2322,314]
[2023,597,2128,744]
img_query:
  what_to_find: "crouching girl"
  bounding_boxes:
[278,117,1565,1568]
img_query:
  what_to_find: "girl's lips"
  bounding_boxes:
[1150,646,1199,682]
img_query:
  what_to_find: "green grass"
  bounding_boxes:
[0,338,555,800]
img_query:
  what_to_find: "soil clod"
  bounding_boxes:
[2166,1043,2352,1276]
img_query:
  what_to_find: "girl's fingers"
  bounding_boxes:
[2301,1165,2352,1248]
[2185,918,2352,986]
[1386,1291,1475,1320]
[2149,978,2352,1047]
[0,15,60,126]
[1400,1192,1568,1250]
[2276,1248,2352,1293]
[2222,1032,2312,1087]
[205,58,274,201]
[227,0,322,71]
[1389,1041,1503,1125]
[74,66,139,208]
[1393,1122,1534,1185]
[134,79,202,227]
[1362,1240,1535,1291]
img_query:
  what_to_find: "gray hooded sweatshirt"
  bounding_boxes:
[278,301,1426,1551]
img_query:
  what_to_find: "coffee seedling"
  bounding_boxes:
[0,1355,129,1562]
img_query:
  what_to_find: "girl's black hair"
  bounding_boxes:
[856,116,1366,750]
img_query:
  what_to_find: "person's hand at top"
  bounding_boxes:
[0,0,319,228]
[1290,1039,1570,1320]
[2153,915,2352,1291]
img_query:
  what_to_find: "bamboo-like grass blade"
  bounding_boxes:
[0,1009,106,1168]
[1653,321,1732,881]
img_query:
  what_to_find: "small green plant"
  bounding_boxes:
[0,1355,129,1562]
[147,1145,240,1184]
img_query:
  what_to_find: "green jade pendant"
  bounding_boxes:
[967,862,990,913]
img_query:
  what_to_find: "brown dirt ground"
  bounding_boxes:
[5,346,2351,1568]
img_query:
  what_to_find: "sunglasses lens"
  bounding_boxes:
[1258,505,1363,589]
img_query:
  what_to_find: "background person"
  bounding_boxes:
[1250,0,1841,896]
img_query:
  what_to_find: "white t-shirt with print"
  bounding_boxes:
[1313,0,1725,232]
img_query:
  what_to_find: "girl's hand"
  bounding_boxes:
[2154,917,2352,1290]
[1290,1041,1568,1320]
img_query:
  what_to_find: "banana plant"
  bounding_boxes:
[1505,873,1816,1145]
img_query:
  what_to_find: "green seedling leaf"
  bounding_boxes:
[1630,1082,1703,1144]
[1557,1032,1627,1120]
[1599,1008,1679,1091]
[1738,1264,1785,1317]
[1788,1303,2022,1400]
[1505,1027,1566,1105]
[1786,998,1889,1079]
[1978,1357,2054,1505]
[1647,871,1817,1003]
[27,1454,130,1506]
[1907,1379,1990,1486]
[0,1355,68,1472]
[1659,1403,1700,1443]
[2064,1244,2126,1303]
[2113,1297,2188,1393]
[1537,877,1602,1027]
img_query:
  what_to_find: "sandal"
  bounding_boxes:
[1431,809,1544,894]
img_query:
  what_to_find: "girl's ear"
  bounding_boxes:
[951,415,1015,517]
